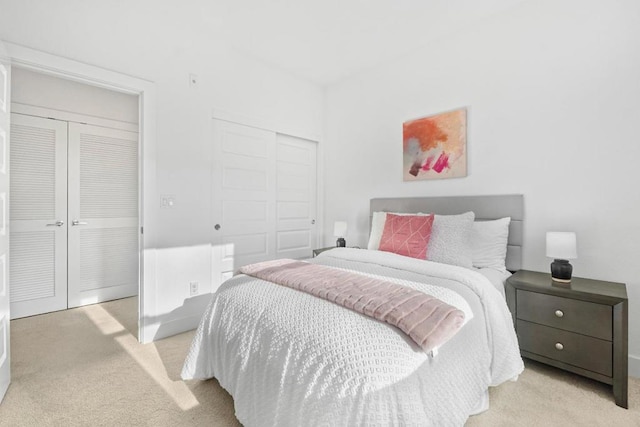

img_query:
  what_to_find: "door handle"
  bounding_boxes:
[46,220,65,227]
[72,220,89,226]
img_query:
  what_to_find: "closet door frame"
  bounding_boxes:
[10,112,140,317]
[6,42,156,343]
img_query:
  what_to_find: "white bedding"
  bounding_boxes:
[181,248,524,426]
[475,267,512,298]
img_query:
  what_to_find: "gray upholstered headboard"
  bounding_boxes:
[370,194,523,271]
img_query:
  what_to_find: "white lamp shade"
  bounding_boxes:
[546,232,577,260]
[334,221,348,237]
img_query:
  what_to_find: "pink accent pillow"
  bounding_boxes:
[379,213,434,259]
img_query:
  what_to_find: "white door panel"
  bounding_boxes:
[212,119,276,290]
[9,114,68,319]
[0,39,10,403]
[67,123,138,308]
[275,134,317,260]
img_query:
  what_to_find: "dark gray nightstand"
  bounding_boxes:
[312,247,336,257]
[506,270,628,408]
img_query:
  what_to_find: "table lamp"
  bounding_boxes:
[546,232,577,283]
[334,221,347,247]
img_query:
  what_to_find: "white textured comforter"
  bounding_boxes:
[181,248,524,426]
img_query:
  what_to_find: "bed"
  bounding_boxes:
[182,195,525,426]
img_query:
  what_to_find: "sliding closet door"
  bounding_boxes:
[211,119,320,290]
[9,114,68,319]
[211,119,277,290]
[67,123,138,308]
[275,135,317,259]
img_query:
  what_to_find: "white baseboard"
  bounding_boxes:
[143,315,200,343]
[629,355,640,378]
[139,293,212,343]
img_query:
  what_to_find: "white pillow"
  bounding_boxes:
[367,212,429,250]
[367,211,388,250]
[427,212,475,268]
[471,217,511,272]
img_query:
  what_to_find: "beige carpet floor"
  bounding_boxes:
[0,297,638,426]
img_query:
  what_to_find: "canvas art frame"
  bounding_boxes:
[403,108,467,181]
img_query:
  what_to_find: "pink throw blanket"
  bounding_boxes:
[239,259,466,352]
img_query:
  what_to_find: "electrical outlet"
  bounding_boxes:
[189,281,199,296]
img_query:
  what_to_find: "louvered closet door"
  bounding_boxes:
[9,114,68,319]
[67,123,138,308]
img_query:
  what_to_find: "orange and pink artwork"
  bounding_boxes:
[403,108,467,181]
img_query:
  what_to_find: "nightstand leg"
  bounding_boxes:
[613,301,628,409]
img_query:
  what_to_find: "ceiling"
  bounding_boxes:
[0,0,527,87]
[198,0,526,86]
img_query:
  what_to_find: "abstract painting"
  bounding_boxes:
[403,108,467,181]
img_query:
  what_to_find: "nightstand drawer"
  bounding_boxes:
[517,290,612,340]
[517,320,612,376]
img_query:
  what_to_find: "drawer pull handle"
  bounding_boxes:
[555,310,564,318]
[555,342,564,351]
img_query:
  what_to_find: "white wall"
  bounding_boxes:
[0,0,323,339]
[324,0,640,375]
[11,67,139,124]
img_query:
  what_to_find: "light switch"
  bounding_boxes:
[160,195,176,208]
